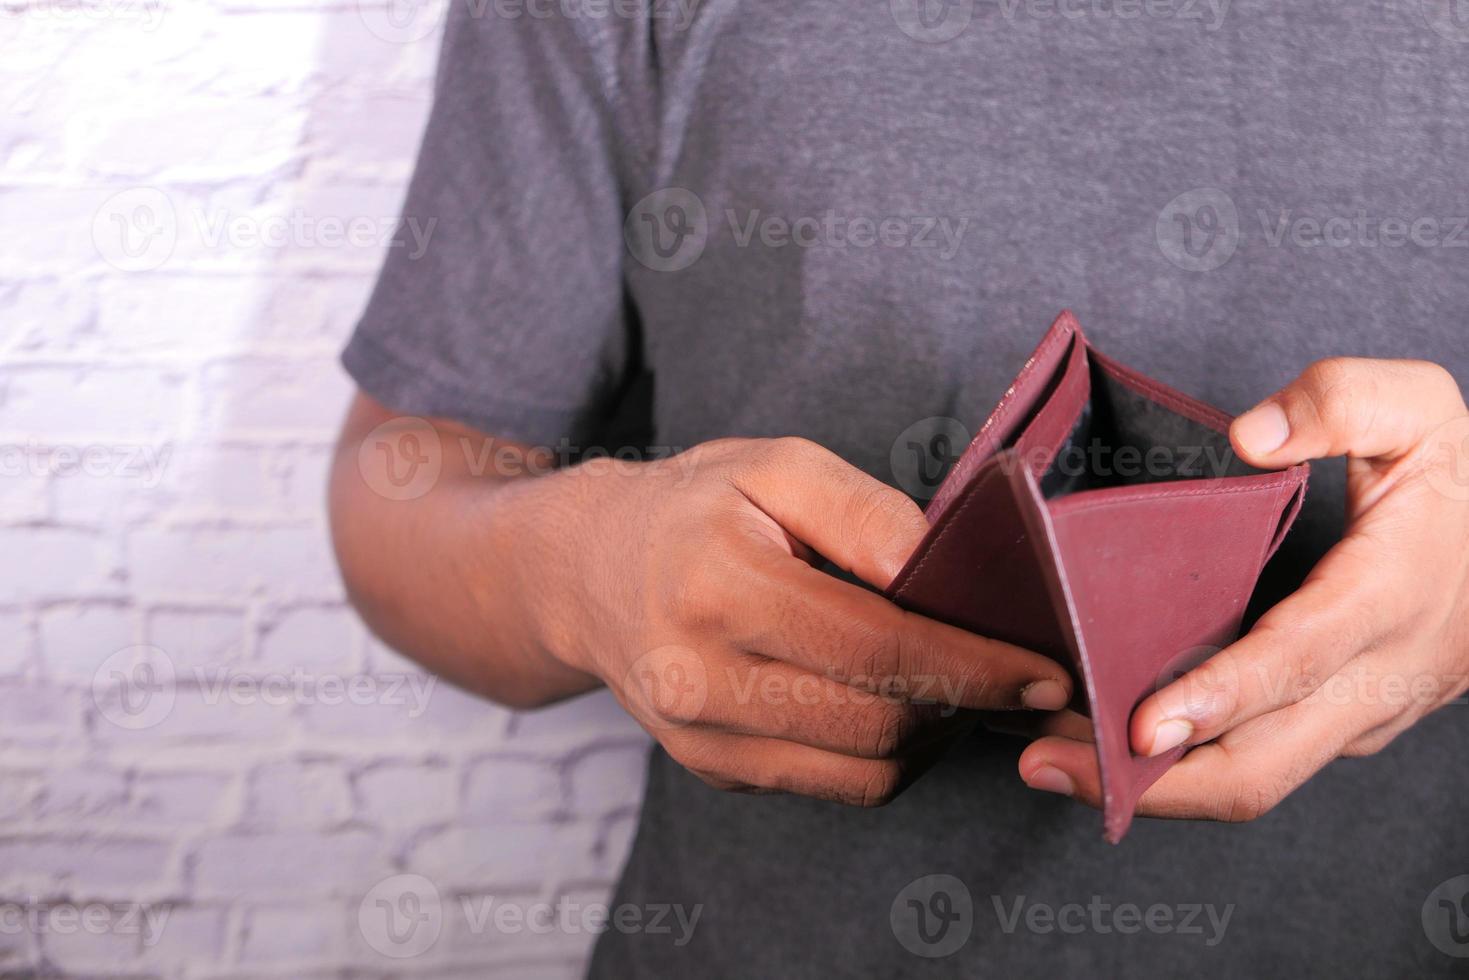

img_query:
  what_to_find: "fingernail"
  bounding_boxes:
[1021,679,1069,711]
[1234,402,1290,456]
[1025,765,1074,797]
[1148,718,1194,757]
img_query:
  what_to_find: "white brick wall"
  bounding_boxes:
[0,3,649,976]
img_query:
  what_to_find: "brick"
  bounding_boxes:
[258,606,363,675]
[0,611,36,677]
[240,902,345,962]
[35,767,131,820]
[356,764,456,830]
[0,770,42,823]
[0,366,186,441]
[199,355,353,437]
[463,758,562,821]
[246,761,353,829]
[509,690,645,749]
[192,831,385,898]
[566,745,649,818]
[0,684,87,744]
[0,837,173,894]
[38,603,137,682]
[133,904,228,970]
[144,607,248,670]
[132,771,234,825]
[127,525,340,599]
[0,529,116,602]
[409,822,598,893]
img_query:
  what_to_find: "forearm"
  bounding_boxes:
[327,395,599,709]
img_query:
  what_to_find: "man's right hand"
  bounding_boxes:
[332,396,1071,807]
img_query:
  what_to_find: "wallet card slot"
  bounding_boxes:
[1038,355,1261,498]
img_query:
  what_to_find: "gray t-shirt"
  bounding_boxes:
[343,2,1469,975]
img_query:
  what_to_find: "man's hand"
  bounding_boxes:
[331,396,1072,808]
[520,437,1072,806]
[1017,357,1469,821]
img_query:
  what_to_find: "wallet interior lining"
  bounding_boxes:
[1039,359,1263,499]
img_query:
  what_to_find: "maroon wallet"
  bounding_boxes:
[886,311,1309,843]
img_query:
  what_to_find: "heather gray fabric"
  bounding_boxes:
[343,2,1469,975]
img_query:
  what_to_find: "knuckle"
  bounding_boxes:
[767,435,827,468]
[841,478,917,544]
[657,551,729,632]
[1298,357,1365,431]
[846,618,902,687]
[854,762,905,808]
[859,704,916,759]
[1219,782,1280,824]
[1407,360,1463,408]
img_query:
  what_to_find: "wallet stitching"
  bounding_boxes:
[893,463,1001,600]
[1091,353,1234,432]
[1046,477,1290,515]
[925,322,1075,524]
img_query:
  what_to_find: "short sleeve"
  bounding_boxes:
[342,1,652,445]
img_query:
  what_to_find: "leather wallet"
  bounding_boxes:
[885,311,1309,842]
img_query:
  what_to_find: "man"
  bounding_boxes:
[330,1,1469,974]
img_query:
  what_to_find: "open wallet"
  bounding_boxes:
[885,311,1309,843]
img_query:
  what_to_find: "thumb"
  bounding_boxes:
[1231,357,1466,466]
